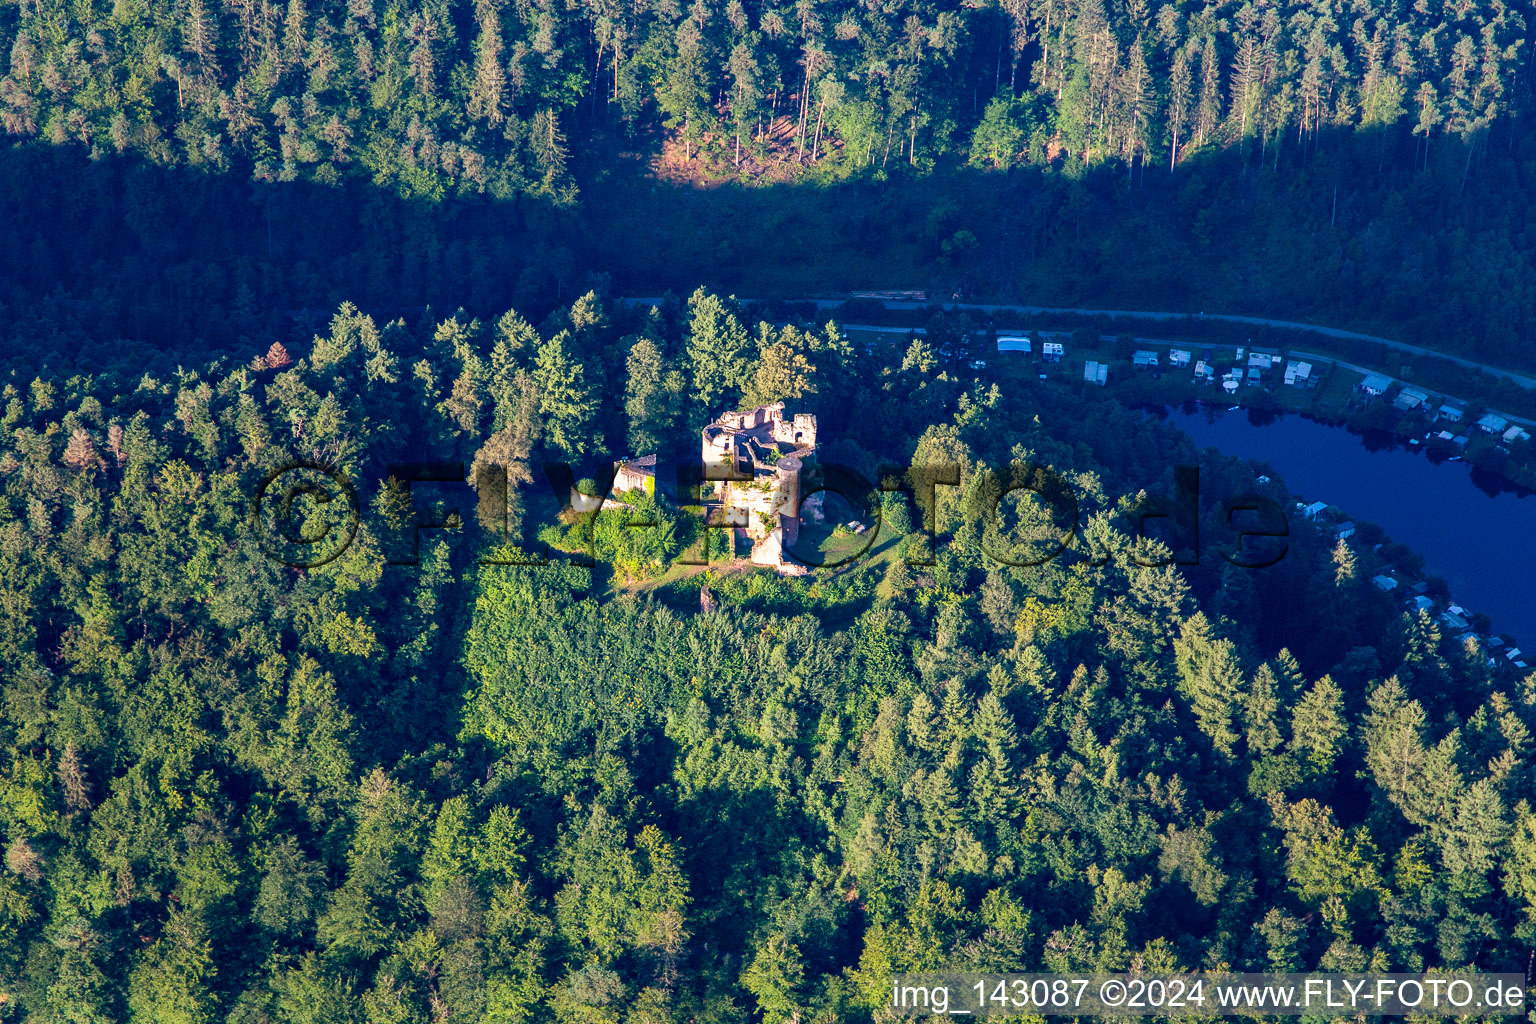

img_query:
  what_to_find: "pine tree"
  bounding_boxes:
[918,760,964,834]
[743,341,815,407]
[1196,36,1221,146]
[1173,613,1242,755]
[1273,648,1305,706]
[530,109,571,194]
[658,20,713,161]
[1332,538,1358,586]
[183,0,220,80]
[968,691,1020,820]
[938,678,970,750]
[467,11,506,124]
[565,291,608,341]
[684,289,752,410]
[1244,662,1285,756]
[56,742,90,810]
[532,331,599,457]
[1167,47,1193,168]
[1442,778,1508,875]
[439,369,484,437]
[1229,35,1263,136]
[1398,609,1445,674]
[1503,801,1536,938]
[106,422,125,466]
[1195,639,1245,756]
[1290,674,1347,773]
[1360,676,1467,841]
[282,0,308,71]
[1120,37,1152,171]
[61,427,101,470]
[624,335,677,454]
[1362,676,1429,811]
[126,910,218,1024]
[1173,611,1217,693]
[1413,81,1442,167]
[906,692,940,756]
[727,42,764,164]
[741,934,805,1024]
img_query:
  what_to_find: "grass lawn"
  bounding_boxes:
[1312,362,1362,416]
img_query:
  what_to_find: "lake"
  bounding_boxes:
[1160,404,1536,644]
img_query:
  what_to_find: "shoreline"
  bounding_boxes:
[1159,403,1535,664]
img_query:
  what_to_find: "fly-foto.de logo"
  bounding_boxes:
[248,457,1292,572]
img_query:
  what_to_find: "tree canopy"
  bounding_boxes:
[0,289,1532,1021]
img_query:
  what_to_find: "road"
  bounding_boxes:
[626,294,1536,432]
[622,297,1536,391]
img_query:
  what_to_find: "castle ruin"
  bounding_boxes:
[700,402,818,573]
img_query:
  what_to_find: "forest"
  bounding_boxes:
[1,0,1522,185]
[4,0,1536,367]
[5,0,1536,1018]
[1,289,1534,1022]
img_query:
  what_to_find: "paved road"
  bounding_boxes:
[839,322,1535,431]
[623,296,1536,390]
[975,305,1536,390]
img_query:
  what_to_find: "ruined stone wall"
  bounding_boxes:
[700,402,818,561]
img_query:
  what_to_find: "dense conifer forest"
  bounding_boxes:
[1,290,1535,1022]
[3,0,1536,365]
[5,0,1536,1019]
[2,0,1525,184]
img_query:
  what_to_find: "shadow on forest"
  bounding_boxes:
[0,117,1523,377]
[0,141,581,371]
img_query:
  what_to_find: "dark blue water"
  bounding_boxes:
[1164,405,1536,643]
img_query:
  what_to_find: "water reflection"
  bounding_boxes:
[1153,403,1536,641]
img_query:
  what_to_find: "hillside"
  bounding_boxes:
[0,293,1531,1021]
